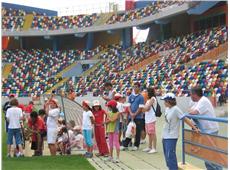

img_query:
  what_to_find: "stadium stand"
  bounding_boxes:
[2,16,25,30]
[2,25,227,97]
[106,1,185,24]
[31,14,99,30]
[70,26,227,97]
[2,47,103,97]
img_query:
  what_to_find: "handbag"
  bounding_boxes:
[152,98,162,117]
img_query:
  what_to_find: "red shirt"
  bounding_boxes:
[24,104,33,114]
[28,116,46,141]
[93,109,106,125]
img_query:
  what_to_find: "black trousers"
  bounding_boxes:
[123,119,145,148]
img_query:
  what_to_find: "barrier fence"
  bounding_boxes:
[182,114,228,168]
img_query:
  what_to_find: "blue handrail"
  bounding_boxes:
[183,113,228,123]
[181,114,228,166]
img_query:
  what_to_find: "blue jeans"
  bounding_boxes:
[162,139,178,170]
[7,128,22,145]
[204,131,222,170]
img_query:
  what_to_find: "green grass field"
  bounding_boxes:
[2,117,95,170]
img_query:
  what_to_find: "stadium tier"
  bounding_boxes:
[3,25,226,97]
[2,1,187,31]
[2,47,103,97]
[31,14,99,30]
[106,1,185,24]
[2,16,25,30]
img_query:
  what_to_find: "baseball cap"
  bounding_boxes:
[82,100,90,108]
[92,100,101,106]
[106,100,117,108]
[114,93,122,100]
[161,93,176,100]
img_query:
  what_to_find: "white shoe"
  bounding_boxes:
[142,148,151,152]
[105,156,113,162]
[120,146,128,151]
[131,146,138,151]
[148,149,157,154]
[140,140,146,144]
[113,158,120,163]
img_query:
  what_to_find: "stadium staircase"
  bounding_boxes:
[45,50,106,93]
[23,14,34,30]
[2,63,13,78]
[93,12,114,26]
[56,62,79,78]
[187,42,228,66]
[45,77,69,94]
[82,60,103,76]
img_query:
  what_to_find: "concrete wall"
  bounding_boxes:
[93,30,122,48]
[170,13,190,37]
[147,24,162,42]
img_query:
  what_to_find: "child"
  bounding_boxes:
[82,100,94,158]
[92,100,109,157]
[161,93,199,170]
[27,111,46,156]
[68,126,84,150]
[105,100,120,163]
[114,93,126,144]
[142,87,157,154]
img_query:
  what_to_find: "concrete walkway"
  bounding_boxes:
[24,100,227,170]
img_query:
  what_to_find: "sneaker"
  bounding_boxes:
[142,148,151,152]
[120,146,128,151]
[148,149,157,154]
[131,146,138,151]
[113,158,120,163]
[140,140,146,144]
[85,152,93,158]
[7,154,11,158]
[105,156,113,162]
[16,152,24,157]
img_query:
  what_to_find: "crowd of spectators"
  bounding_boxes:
[106,1,185,24]
[31,14,98,30]
[2,47,102,97]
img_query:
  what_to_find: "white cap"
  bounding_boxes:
[161,93,176,100]
[93,100,101,106]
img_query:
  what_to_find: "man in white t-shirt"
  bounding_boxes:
[189,87,222,170]
[6,98,24,157]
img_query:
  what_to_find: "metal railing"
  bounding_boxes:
[182,114,228,168]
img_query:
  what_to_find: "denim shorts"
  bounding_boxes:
[7,128,22,145]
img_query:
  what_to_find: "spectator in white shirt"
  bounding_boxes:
[189,87,222,170]
[142,87,157,154]
[45,98,60,156]
[6,98,24,157]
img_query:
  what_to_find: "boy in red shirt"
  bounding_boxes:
[28,111,46,156]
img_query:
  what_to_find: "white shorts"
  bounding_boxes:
[47,128,58,144]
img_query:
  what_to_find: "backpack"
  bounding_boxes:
[152,98,162,117]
